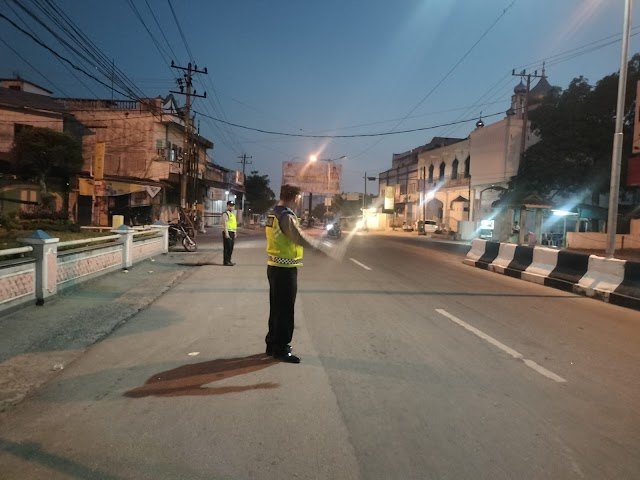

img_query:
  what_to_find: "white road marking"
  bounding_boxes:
[349,258,372,270]
[436,309,566,383]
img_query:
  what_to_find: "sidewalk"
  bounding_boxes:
[0,225,260,412]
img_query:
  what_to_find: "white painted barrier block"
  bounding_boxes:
[493,243,517,268]
[578,255,625,294]
[523,247,559,284]
[466,239,487,262]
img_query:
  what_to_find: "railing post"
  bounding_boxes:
[112,225,135,270]
[151,220,170,254]
[19,230,59,306]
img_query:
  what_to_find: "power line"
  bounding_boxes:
[350,0,518,159]
[0,12,131,97]
[144,0,180,62]
[192,109,505,138]
[167,0,194,62]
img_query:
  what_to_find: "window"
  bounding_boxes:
[428,165,434,183]
[14,123,33,137]
[439,162,445,180]
[464,156,470,178]
[451,159,459,180]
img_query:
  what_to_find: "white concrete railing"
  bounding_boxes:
[0,223,169,314]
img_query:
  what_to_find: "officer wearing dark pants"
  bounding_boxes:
[222,200,236,266]
[264,184,324,364]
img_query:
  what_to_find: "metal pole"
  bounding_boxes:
[606,0,633,258]
[363,172,367,229]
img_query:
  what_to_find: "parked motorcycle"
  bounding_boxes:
[169,221,198,252]
[326,221,342,239]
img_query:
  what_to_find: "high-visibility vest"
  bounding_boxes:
[265,207,303,267]
[225,211,237,231]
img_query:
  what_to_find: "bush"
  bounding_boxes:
[0,212,19,231]
[17,218,80,232]
[19,207,69,221]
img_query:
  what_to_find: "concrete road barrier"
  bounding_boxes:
[522,247,559,285]
[464,240,639,311]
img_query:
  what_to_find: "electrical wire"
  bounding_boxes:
[192,109,505,138]
[167,0,194,62]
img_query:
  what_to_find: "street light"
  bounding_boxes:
[362,172,377,230]
[606,0,633,258]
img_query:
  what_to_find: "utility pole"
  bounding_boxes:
[512,67,545,160]
[238,154,252,224]
[171,61,207,208]
[512,67,544,245]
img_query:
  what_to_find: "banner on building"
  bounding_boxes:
[94,143,105,180]
[383,185,395,211]
[628,156,640,186]
[79,178,150,197]
[281,161,341,194]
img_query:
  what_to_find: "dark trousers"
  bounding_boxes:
[222,231,235,264]
[266,266,297,352]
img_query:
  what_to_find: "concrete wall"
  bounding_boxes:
[0,227,167,316]
[566,232,640,250]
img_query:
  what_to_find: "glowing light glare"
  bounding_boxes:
[309,155,317,162]
[552,209,578,217]
[426,191,435,200]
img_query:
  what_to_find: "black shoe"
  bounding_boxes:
[223,262,235,266]
[273,350,301,364]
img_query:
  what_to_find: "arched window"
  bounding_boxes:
[464,156,470,178]
[428,164,434,183]
[451,159,459,179]
[439,162,446,180]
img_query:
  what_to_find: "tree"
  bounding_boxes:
[512,54,640,202]
[10,127,83,205]
[244,171,276,215]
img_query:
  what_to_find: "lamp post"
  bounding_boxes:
[606,0,633,258]
[362,172,377,230]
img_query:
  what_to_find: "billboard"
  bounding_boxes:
[94,142,105,180]
[282,161,341,194]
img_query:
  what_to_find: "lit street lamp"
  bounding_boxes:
[362,172,377,231]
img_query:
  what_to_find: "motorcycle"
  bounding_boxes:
[169,221,198,252]
[326,221,342,239]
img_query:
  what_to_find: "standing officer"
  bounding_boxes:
[222,200,237,266]
[265,184,326,364]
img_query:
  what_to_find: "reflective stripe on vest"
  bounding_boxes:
[265,209,303,268]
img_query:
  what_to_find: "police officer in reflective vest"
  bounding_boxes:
[265,184,323,363]
[222,200,237,266]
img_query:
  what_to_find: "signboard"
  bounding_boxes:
[383,185,395,210]
[94,142,105,180]
[628,156,640,186]
[79,178,149,197]
[282,161,341,194]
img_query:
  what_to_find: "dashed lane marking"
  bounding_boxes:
[436,308,566,383]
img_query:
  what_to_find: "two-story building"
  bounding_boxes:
[0,78,87,214]
[417,138,470,233]
[378,137,465,228]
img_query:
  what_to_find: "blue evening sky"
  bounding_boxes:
[1,0,639,193]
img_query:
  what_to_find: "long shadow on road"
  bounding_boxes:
[124,353,279,398]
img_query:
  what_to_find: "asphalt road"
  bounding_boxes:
[0,229,639,479]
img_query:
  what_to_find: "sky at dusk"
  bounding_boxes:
[2,0,640,194]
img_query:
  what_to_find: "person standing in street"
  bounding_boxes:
[265,184,326,364]
[222,200,237,266]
